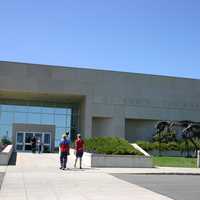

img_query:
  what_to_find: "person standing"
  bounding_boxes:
[31,136,36,153]
[59,133,70,170]
[37,138,42,153]
[74,134,84,169]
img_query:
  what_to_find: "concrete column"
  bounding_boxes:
[112,105,125,138]
[197,150,200,168]
[80,96,92,138]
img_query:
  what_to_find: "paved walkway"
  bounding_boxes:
[0,153,177,200]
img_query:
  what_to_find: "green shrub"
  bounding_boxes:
[85,137,141,155]
[0,137,12,145]
[136,140,200,152]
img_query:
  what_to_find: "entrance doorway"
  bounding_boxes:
[16,132,51,152]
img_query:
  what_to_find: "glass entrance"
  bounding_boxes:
[16,132,51,152]
[25,132,33,151]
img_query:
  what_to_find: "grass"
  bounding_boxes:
[153,156,197,168]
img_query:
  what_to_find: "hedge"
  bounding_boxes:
[136,140,198,152]
[85,137,142,155]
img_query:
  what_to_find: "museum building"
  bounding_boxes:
[0,61,200,152]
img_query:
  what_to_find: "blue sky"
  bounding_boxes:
[0,0,200,79]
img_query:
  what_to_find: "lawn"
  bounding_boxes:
[153,156,197,168]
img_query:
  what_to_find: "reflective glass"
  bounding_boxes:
[28,106,41,113]
[16,145,23,151]
[14,112,27,123]
[25,133,33,143]
[0,125,12,138]
[41,107,54,114]
[15,106,28,112]
[44,133,50,144]
[41,114,54,125]
[55,115,66,127]
[17,132,24,143]
[0,112,13,124]
[1,105,14,112]
[55,108,67,115]
[27,113,41,124]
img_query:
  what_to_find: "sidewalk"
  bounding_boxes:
[1,153,200,200]
[0,152,176,200]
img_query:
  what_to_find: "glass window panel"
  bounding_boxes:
[25,133,33,143]
[1,105,14,111]
[44,133,50,144]
[15,106,28,112]
[35,133,42,141]
[66,109,72,115]
[16,145,23,151]
[56,127,70,143]
[41,107,54,114]
[55,108,66,115]
[27,113,41,124]
[41,114,54,125]
[17,132,24,143]
[14,112,27,123]
[0,112,13,124]
[28,106,42,113]
[0,125,12,138]
[66,117,71,128]
[25,145,32,151]
[55,115,66,127]
[43,145,50,152]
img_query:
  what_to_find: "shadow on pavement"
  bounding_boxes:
[0,172,5,190]
[8,151,17,165]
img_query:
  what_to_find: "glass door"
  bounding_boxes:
[25,132,33,151]
[16,132,24,151]
[43,133,51,152]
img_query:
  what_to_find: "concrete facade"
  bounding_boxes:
[0,61,200,142]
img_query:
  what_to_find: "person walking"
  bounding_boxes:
[74,134,84,169]
[59,133,70,170]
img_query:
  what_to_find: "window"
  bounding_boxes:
[44,133,50,144]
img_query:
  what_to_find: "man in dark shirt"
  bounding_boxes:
[31,136,36,153]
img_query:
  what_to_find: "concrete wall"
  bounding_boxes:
[0,145,13,165]
[125,119,157,142]
[92,117,113,137]
[1,61,200,141]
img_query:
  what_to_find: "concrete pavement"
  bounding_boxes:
[0,152,175,200]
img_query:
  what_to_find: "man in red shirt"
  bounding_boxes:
[74,134,84,169]
[59,133,70,170]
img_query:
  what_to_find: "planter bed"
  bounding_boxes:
[83,152,153,168]
[0,145,13,165]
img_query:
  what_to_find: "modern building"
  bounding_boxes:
[0,61,200,152]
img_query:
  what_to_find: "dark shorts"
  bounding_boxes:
[76,151,83,158]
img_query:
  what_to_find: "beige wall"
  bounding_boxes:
[1,61,200,141]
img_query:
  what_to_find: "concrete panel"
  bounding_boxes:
[125,119,157,142]
[92,117,113,137]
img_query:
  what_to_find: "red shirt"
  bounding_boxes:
[60,139,70,153]
[75,139,84,152]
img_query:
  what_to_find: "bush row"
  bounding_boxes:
[136,140,198,152]
[85,137,142,155]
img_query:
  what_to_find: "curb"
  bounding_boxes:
[110,172,200,175]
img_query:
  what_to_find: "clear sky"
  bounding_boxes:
[0,0,200,79]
